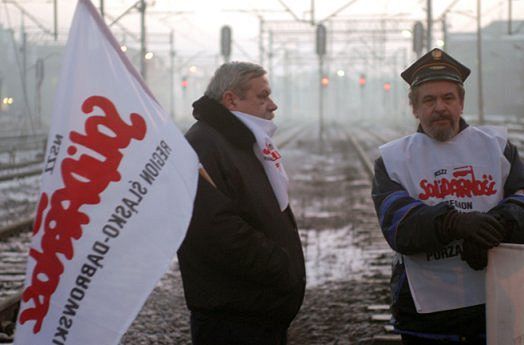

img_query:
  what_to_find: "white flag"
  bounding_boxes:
[486,243,524,345]
[14,0,199,344]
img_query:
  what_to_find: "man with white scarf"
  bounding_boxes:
[178,62,305,345]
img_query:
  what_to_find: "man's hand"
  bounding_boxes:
[488,205,519,242]
[441,211,505,248]
[461,240,488,270]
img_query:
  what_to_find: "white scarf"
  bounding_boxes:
[232,111,289,211]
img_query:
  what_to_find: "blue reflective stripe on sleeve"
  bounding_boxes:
[501,194,524,205]
[394,328,463,342]
[385,200,423,249]
[379,191,410,226]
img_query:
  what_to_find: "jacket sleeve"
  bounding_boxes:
[181,134,299,292]
[372,157,451,255]
[488,141,524,244]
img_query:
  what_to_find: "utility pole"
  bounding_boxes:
[284,49,290,115]
[35,58,44,127]
[311,0,315,25]
[318,56,324,139]
[438,0,461,52]
[169,30,175,120]
[316,23,326,140]
[18,16,34,133]
[268,31,274,86]
[100,0,104,18]
[139,0,147,80]
[508,0,513,35]
[21,16,27,97]
[259,17,264,66]
[477,0,484,125]
[54,0,58,41]
[427,0,432,49]
[442,14,448,51]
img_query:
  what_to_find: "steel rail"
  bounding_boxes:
[0,217,33,241]
[342,128,375,181]
[0,167,42,182]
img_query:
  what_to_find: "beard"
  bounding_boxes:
[425,114,458,142]
[428,126,456,142]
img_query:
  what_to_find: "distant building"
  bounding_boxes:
[446,20,524,118]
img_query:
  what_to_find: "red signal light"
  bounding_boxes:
[359,74,366,87]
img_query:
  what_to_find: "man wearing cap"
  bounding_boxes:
[371,48,524,344]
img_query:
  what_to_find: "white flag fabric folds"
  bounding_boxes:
[486,243,524,345]
[14,0,199,344]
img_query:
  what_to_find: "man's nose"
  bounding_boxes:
[269,98,278,111]
[434,98,446,111]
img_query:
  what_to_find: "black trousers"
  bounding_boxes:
[401,334,486,345]
[190,312,287,345]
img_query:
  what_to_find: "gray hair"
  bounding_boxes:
[205,61,267,102]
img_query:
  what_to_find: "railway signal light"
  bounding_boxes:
[383,82,391,92]
[316,24,327,56]
[181,76,188,90]
[359,74,366,88]
[220,25,232,61]
[413,21,424,56]
[321,76,329,87]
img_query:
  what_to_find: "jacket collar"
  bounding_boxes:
[192,95,256,149]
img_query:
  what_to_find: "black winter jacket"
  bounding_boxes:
[177,96,306,328]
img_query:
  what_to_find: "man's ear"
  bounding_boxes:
[222,91,237,110]
[411,104,419,119]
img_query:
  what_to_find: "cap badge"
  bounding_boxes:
[432,49,443,60]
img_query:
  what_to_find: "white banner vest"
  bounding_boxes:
[380,126,509,313]
[486,243,524,345]
[14,1,199,344]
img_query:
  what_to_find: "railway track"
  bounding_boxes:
[338,125,402,345]
[0,164,43,183]
[0,223,31,343]
[0,138,46,182]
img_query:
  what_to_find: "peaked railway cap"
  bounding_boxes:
[401,48,471,88]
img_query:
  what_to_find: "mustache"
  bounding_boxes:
[430,113,452,123]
